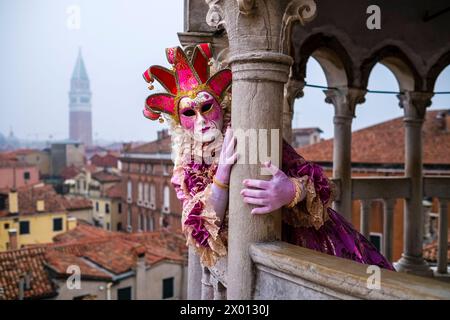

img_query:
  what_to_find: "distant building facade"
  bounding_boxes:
[291,127,323,148]
[0,184,77,251]
[69,49,92,146]
[50,141,85,176]
[119,130,182,233]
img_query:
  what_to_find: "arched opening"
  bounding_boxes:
[430,65,450,109]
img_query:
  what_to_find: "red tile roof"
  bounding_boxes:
[104,183,122,199]
[423,231,450,263]
[61,196,93,211]
[297,109,450,165]
[0,184,65,217]
[0,247,57,300]
[60,165,81,180]
[127,136,172,154]
[53,224,112,243]
[48,225,187,276]
[1,226,187,298]
[90,154,118,168]
[91,171,121,183]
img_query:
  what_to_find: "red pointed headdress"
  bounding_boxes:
[142,43,232,124]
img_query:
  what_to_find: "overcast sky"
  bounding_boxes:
[0,0,449,143]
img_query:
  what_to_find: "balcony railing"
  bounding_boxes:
[196,176,450,300]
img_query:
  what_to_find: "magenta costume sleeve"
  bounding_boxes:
[280,141,395,271]
[171,162,227,267]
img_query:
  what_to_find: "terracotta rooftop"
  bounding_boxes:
[125,136,172,154]
[61,196,93,211]
[297,109,450,165]
[60,165,81,180]
[0,184,65,217]
[423,231,450,263]
[104,183,122,199]
[91,171,121,183]
[90,153,118,168]
[46,224,187,277]
[1,224,187,298]
[0,247,57,300]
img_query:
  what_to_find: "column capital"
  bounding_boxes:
[285,78,305,112]
[323,87,367,118]
[397,91,433,122]
[229,51,293,83]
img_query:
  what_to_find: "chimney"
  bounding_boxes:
[36,200,45,212]
[67,216,77,230]
[8,190,18,214]
[134,246,147,300]
[8,228,18,250]
[157,129,169,140]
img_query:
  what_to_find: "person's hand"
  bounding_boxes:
[240,160,296,214]
[215,126,237,185]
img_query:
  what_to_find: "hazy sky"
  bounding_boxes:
[0,0,449,143]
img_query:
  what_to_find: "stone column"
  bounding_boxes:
[395,91,433,276]
[383,199,396,262]
[187,247,202,299]
[201,268,214,300]
[360,200,371,239]
[226,51,293,300]
[324,87,366,221]
[283,78,305,143]
[437,199,448,274]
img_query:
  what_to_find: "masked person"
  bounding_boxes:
[142,44,394,271]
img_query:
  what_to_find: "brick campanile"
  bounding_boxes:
[69,48,92,146]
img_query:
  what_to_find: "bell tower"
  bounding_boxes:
[69,48,92,146]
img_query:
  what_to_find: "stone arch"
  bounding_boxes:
[360,44,421,92]
[425,49,450,92]
[292,32,354,88]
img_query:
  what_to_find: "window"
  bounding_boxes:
[163,164,169,176]
[105,203,110,214]
[19,221,30,235]
[138,182,143,202]
[53,218,63,231]
[369,233,383,252]
[150,184,156,206]
[138,213,143,231]
[146,164,152,174]
[95,202,99,212]
[162,277,174,299]
[83,181,87,191]
[147,216,154,232]
[4,223,10,229]
[106,222,110,230]
[117,287,132,300]
[127,181,132,200]
[163,186,170,212]
[144,183,149,203]
[23,171,30,180]
[127,207,132,230]
[118,202,122,214]
[117,222,122,231]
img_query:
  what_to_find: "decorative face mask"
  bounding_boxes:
[178,91,224,142]
[141,43,231,129]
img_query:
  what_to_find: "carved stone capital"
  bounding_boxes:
[205,0,226,30]
[397,91,433,122]
[280,0,317,53]
[237,0,256,15]
[284,78,305,113]
[323,87,367,118]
